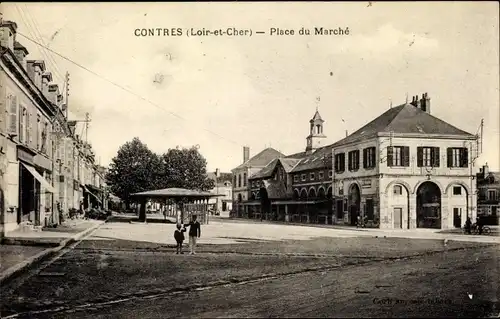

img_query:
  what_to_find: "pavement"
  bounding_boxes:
[1,214,499,318]
[0,218,107,287]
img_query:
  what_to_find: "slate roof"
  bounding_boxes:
[311,110,324,122]
[289,145,334,173]
[207,172,233,184]
[332,103,475,148]
[233,147,284,170]
[249,157,303,180]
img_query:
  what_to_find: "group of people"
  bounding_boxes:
[173,214,201,254]
[464,216,484,235]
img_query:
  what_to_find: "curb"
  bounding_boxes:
[0,217,111,287]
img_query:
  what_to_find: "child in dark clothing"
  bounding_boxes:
[174,223,186,254]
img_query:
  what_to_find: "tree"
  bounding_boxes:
[106,137,162,214]
[159,146,215,192]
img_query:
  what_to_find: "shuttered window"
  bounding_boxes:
[447,147,468,168]
[387,146,410,167]
[417,147,440,167]
[19,107,25,143]
[348,150,360,171]
[9,95,18,135]
[334,153,345,173]
[363,147,376,169]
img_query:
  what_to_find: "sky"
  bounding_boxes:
[2,2,499,173]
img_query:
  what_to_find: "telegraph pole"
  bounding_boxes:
[65,72,70,118]
[85,112,90,144]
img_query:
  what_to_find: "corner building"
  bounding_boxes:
[332,94,477,230]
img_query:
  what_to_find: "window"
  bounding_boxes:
[447,147,468,168]
[9,95,18,135]
[417,147,440,167]
[251,181,254,188]
[489,190,497,200]
[293,175,298,182]
[26,111,32,146]
[363,147,376,169]
[318,171,324,180]
[334,153,345,173]
[310,172,315,180]
[238,174,241,188]
[387,146,410,167]
[301,174,306,181]
[234,175,237,185]
[37,114,41,150]
[348,150,360,171]
[19,107,25,143]
[453,186,462,195]
[328,170,333,178]
[243,173,247,186]
[279,171,284,181]
[393,185,403,195]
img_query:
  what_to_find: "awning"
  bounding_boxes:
[84,187,102,204]
[21,162,56,193]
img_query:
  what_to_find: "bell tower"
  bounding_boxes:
[306,107,327,153]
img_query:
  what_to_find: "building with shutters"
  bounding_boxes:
[0,19,108,236]
[331,93,478,230]
[476,163,499,225]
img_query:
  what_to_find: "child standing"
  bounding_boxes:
[174,223,186,254]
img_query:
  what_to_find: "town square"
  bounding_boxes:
[1,2,499,318]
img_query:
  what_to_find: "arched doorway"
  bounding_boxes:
[417,181,441,229]
[348,184,361,226]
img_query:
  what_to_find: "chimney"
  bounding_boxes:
[41,72,52,96]
[243,146,250,163]
[483,163,489,176]
[13,41,29,68]
[47,84,60,104]
[0,20,17,51]
[26,60,46,90]
[420,92,431,114]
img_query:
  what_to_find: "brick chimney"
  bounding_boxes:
[0,20,17,51]
[243,146,250,163]
[13,41,29,69]
[420,92,431,114]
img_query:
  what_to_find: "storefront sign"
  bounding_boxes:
[17,147,35,165]
[34,154,52,172]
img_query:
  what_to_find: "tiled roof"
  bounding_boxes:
[280,158,302,172]
[289,145,333,173]
[207,172,232,182]
[332,103,475,148]
[233,148,284,170]
[285,151,307,159]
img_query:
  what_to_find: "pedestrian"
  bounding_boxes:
[185,214,201,254]
[476,217,484,235]
[174,223,186,254]
[464,217,472,234]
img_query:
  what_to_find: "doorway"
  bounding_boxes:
[348,184,361,226]
[393,207,402,229]
[453,207,462,228]
[416,181,442,229]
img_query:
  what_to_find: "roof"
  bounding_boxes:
[332,103,475,148]
[131,188,223,198]
[249,157,303,180]
[289,145,333,173]
[207,172,232,183]
[311,110,324,122]
[13,41,28,54]
[233,147,284,170]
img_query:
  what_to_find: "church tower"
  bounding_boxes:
[306,108,327,153]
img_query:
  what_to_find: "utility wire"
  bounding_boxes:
[22,4,65,82]
[15,5,64,83]
[16,32,242,148]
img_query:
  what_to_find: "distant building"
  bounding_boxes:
[207,171,233,213]
[231,147,284,217]
[476,163,499,225]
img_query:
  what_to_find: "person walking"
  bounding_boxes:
[464,217,472,234]
[185,215,201,254]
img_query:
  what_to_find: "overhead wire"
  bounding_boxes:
[16,32,243,148]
